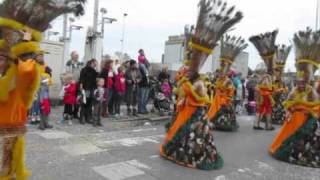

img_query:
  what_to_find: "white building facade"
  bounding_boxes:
[163,35,249,77]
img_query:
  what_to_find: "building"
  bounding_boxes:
[40,40,65,99]
[163,35,249,78]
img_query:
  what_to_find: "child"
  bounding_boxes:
[36,51,53,130]
[62,74,77,125]
[92,78,105,126]
[114,67,126,118]
[161,79,172,99]
[138,49,150,78]
[28,94,41,124]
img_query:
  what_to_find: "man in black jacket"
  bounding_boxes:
[79,59,98,124]
[138,65,150,114]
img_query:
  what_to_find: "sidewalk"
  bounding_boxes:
[50,105,171,123]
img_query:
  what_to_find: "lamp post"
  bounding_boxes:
[120,13,128,61]
[316,0,319,30]
[47,31,59,40]
[100,8,117,38]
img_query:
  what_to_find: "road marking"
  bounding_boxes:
[97,135,164,148]
[149,155,159,159]
[126,160,151,170]
[34,130,73,139]
[255,160,274,170]
[93,160,149,180]
[132,128,157,132]
[60,142,106,156]
[215,175,227,180]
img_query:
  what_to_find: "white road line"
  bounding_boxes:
[34,130,73,139]
[215,175,227,180]
[60,142,106,156]
[93,160,149,180]
[132,128,157,132]
[97,135,164,148]
[149,155,160,159]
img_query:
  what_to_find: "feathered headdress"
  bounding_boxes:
[249,30,278,75]
[0,0,86,57]
[184,0,243,75]
[274,44,291,72]
[219,34,247,75]
[293,27,320,83]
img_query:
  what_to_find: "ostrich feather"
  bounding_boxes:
[249,30,278,74]
[0,0,86,32]
[219,34,247,76]
[293,27,320,82]
[220,34,248,62]
[274,44,291,66]
[187,0,243,74]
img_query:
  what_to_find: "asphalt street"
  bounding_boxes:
[21,107,320,180]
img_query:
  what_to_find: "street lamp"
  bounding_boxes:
[316,0,319,30]
[47,31,59,40]
[120,13,128,60]
[68,17,83,40]
[100,8,117,38]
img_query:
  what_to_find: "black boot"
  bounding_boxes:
[92,118,98,127]
[97,118,103,127]
[79,111,85,124]
[133,109,138,117]
[43,116,53,129]
[38,119,46,130]
[127,108,132,116]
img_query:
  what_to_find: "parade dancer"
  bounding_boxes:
[160,0,243,170]
[207,35,248,131]
[249,30,278,131]
[0,1,86,179]
[272,45,291,124]
[270,28,320,167]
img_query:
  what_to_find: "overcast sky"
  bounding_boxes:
[49,0,318,71]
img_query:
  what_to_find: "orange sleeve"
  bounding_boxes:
[17,59,40,108]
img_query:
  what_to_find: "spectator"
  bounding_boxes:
[113,59,121,75]
[79,59,98,124]
[138,64,150,114]
[62,74,77,125]
[35,51,53,130]
[158,65,170,83]
[114,66,126,118]
[100,59,115,117]
[125,60,141,116]
[92,78,105,127]
[138,49,150,77]
[232,73,243,114]
[161,79,172,99]
[65,51,83,119]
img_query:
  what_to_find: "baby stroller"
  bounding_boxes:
[246,101,257,115]
[149,78,171,115]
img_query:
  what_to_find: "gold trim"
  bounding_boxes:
[188,42,213,54]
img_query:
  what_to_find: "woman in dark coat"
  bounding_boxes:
[79,59,98,124]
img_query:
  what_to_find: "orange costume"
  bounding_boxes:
[160,78,224,170]
[208,76,238,131]
[269,85,320,167]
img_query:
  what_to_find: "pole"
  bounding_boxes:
[317,0,319,30]
[120,13,127,61]
[92,0,100,59]
[93,0,99,33]
[62,14,69,72]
